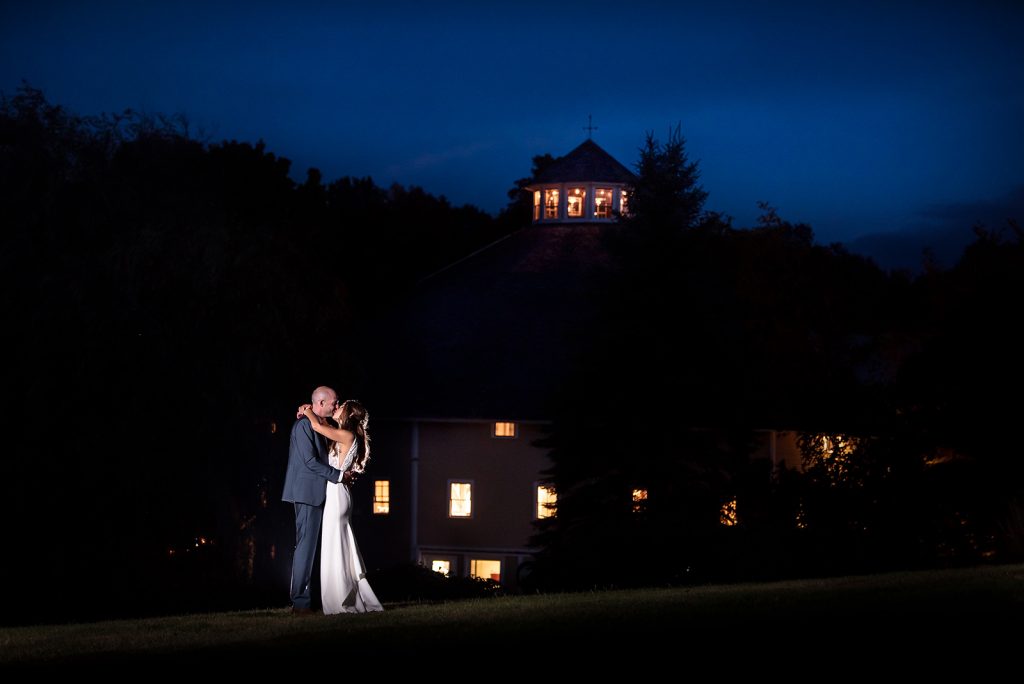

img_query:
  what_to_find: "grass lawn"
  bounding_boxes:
[2,563,1021,668]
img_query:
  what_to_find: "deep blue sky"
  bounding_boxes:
[3,1,1022,268]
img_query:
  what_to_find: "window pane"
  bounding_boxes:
[537,485,557,519]
[620,189,629,215]
[533,191,541,221]
[431,560,451,576]
[544,189,559,218]
[494,421,516,438]
[374,480,390,515]
[450,482,472,517]
[567,187,586,217]
[470,559,501,582]
[595,188,613,218]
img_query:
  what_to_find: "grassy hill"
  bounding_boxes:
[3,563,1021,668]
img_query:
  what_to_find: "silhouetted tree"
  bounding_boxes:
[0,84,502,624]
[623,124,708,233]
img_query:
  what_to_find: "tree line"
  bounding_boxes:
[0,85,510,623]
[529,127,1024,588]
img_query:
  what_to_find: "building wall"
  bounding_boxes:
[415,421,549,550]
[350,419,413,570]
[352,418,551,586]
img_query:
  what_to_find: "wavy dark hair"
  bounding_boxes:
[338,399,371,473]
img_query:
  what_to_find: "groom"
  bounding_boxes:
[282,385,350,614]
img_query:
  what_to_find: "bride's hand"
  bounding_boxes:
[296,403,313,419]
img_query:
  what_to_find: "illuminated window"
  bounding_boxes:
[470,559,501,582]
[544,188,560,219]
[373,480,390,515]
[595,188,613,218]
[536,485,557,519]
[720,497,738,526]
[632,488,648,513]
[620,189,629,215]
[567,187,586,217]
[493,422,517,438]
[533,191,541,221]
[431,560,451,576]
[449,481,472,518]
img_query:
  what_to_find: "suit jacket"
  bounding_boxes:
[281,417,343,506]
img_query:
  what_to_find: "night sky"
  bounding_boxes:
[3,1,1022,268]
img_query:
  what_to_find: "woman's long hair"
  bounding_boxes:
[338,399,371,473]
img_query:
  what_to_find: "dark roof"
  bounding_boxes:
[360,224,623,421]
[531,139,636,185]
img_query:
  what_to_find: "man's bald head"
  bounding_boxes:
[311,386,339,418]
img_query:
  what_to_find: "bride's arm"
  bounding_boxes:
[298,405,354,449]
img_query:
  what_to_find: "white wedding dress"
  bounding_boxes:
[321,439,384,614]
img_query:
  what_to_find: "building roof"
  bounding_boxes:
[360,224,623,421]
[530,139,636,185]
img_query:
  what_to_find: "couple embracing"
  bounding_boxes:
[282,385,383,615]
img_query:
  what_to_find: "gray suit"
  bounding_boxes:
[282,417,343,609]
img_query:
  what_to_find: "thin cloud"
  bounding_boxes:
[388,142,493,175]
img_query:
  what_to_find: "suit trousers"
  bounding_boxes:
[290,502,324,610]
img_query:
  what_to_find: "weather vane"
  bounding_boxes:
[584,114,598,140]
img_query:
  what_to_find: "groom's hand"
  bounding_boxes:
[342,471,359,485]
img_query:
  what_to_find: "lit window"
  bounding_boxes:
[493,422,517,438]
[449,481,472,518]
[544,188,560,219]
[470,559,501,582]
[374,480,390,515]
[720,497,738,526]
[595,188,613,218]
[620,189,629,216]
[567,187,586,217]
[533,191,541,221]
[537,485,557,519]
[632,488,648,513]
[431,560,450,576]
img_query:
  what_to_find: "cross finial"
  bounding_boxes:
[583,114,598,140]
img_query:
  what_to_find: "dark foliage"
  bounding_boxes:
[0,85,507,625]
[530,130,1024,589]
[367,563,501,603]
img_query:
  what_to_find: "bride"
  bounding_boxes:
[297,398,384,614]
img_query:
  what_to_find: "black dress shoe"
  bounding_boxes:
[291,606,314,616]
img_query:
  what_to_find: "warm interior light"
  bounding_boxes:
[450,482,472,517]
[537,485,557,518]
[374,480,390,514]
[544,188,559,218]
[632,488,648,513]
[720,498,738,526]
[567,187,586,217]
[470,559,501,582]
[494,421,516,437]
